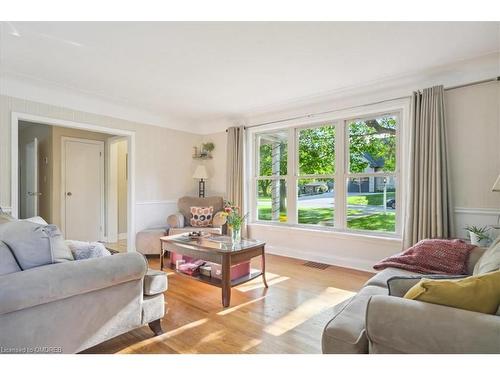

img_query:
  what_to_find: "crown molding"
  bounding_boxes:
[1,52,498,135]
[235,52,500,130]
[0,71,201,134]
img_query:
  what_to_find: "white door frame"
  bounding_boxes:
[61,136,105,241]
[11,112,137,252]
[105,136,127,243]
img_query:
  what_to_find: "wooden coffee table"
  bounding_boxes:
[160,234,268,307]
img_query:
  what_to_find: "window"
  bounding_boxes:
[256,130,288,222]
[297,125,335,226]
[252,112,400,236]
[346,115,397,233]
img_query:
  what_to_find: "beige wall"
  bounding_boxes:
[201,131,227,197]
[117,139,128,235]
[0,95,203,234]
[446,81,500,209]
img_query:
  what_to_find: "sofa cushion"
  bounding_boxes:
[66,240,111,260]
[404,270,500,315]
[364,267,420,288]
[322,285,388,354]
[0,221,73,270]
[387,274,466,297]
[0,211,16,225]
[178,196,223,224]
[473,237,500,275]
[468,246,486,275]
[0,240,21,275]
[144,269,168,295]
[190,206,214,227]
[21,216,49,225]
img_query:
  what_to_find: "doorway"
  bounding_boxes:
[11,113,136,251]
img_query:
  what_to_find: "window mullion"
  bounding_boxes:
[335,120,346,230]
[288,127,297,224]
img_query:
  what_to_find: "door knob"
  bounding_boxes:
[28,192,42,196]
[67,192,72,196]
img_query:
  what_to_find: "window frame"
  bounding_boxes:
[248,103,405,239]
[294,123,336,227]
[343,112,401,235]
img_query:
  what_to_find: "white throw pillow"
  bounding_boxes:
[473,236,500,275]
[21,216,49,225]
[66,240,111,260]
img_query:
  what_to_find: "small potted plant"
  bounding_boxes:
[464,225,491,246]
[222,201,247,243]
[201,142,215,157]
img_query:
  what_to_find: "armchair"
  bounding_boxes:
[167,196,226,235]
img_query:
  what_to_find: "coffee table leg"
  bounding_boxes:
[160,240,164,271]
[221,254,231,307]
[262,250,269,288]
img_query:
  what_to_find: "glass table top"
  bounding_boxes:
[161,233,265,253]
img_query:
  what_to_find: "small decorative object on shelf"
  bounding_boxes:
[222,201,247,243]
[464,225,491,246]
[192,142,215,159]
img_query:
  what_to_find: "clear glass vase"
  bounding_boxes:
[230,226,241,243]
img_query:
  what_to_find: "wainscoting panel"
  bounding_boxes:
[454,207,500,239]
[135,200,177,232]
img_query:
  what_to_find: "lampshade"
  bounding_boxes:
[492,174,500,192]
[193,165,209,179]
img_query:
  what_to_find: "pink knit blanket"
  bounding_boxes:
[374,239,476,274]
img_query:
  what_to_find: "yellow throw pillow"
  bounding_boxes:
[403,270,500,314]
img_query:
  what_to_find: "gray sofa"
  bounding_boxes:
[0,252,167,353]
[322,246,500,354]
[0,215,167,354]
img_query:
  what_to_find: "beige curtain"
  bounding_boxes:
[226,126,245,214]
[403,85,454,248]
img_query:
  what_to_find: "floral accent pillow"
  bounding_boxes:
[190,206,214,227]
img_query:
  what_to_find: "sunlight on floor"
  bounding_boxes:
[235,272,290,292]
[240,338,263,352]
[118,318,209,353]
[217,296,267,316]
[263,287,355,336]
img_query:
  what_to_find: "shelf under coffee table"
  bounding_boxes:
[160,234,268,307]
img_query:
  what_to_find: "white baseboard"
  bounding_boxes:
[266,244,375,273]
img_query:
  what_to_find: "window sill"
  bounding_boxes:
[248,221,402,243]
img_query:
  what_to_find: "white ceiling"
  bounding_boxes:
[1,22,499,133]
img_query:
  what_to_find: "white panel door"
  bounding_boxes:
[24,137,39,218]
[63,138,104,241]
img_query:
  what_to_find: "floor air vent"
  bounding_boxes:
[303,261,330,270]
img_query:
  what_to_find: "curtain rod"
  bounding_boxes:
[226,76,499,132]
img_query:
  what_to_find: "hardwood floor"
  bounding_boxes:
[83,254,373,354]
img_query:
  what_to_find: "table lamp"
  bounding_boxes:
[193,165,209,197]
